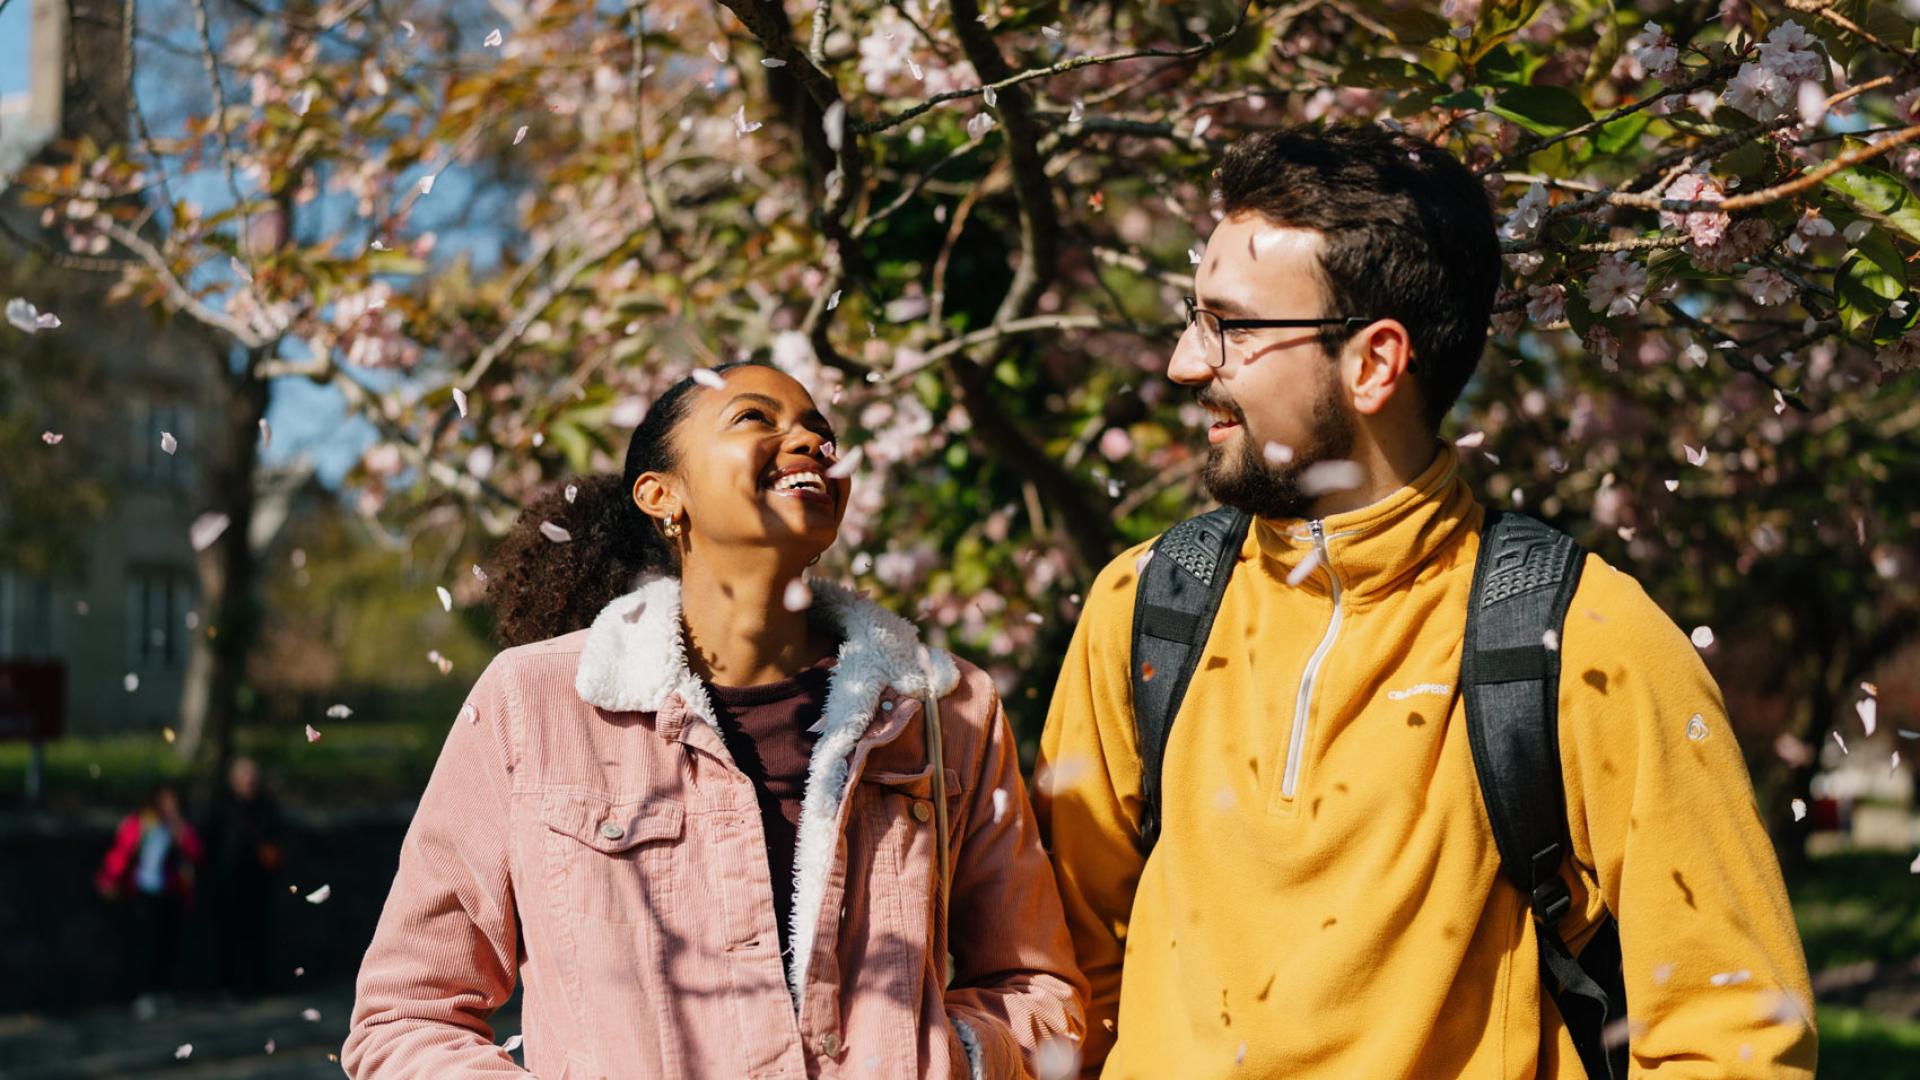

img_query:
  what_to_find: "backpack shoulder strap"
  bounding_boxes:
[1462,509,1626,1079]
[1129,507,1250,854]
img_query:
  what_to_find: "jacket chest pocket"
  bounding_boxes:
[856,765,967,899]
[540,791,684,924]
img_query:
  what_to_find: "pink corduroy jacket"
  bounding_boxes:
[343,575,1087,1079]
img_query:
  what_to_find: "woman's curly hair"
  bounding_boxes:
[484,360,769,648]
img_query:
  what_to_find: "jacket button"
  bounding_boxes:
[820,1032,841,1056]
[911,800,933,823]
[599,821,625,840]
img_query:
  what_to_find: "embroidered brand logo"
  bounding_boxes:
[1386,682,1453,701]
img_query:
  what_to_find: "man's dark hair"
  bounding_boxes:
[1212,122,1500,431]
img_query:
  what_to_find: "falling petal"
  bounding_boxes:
[176,1045,193,1060]
[124,673,139,692]
[1791,798,1806,821]
[1892,751,1903,776]
[325,704,353,719]
[1833,731,1849,755]
[418,174,436,196]
[161,432,178,455]
[502,1034,524,1053]
[539,521,572,543]
[1263,441,1293,465]
[436,586,452,612]
[1709,970,1751,987]
[1192,114,1213,139]
[305,724,322,743]
[761,57,787,68]
[1068,100,1085,123]
[259,419,271,446]
[1287,547,1323,587]
[1188,246,1203,265]
[452,387,468,417]
[1542,629,1559,651]
[691,367,728,390]
[1774,733,1814,767]
[564,483,578,503]
[991,788,1009,823]
[1684,444,1708,466]
[1041,24,1062,39]
[1689,625,1714,648]
[302,1007,322,1021]
[483,28,503,47]
[1857,696,1877,736]
[783,578,813,612]
[826,445,863,479]
[1454,431,1486,448]
[513,125,529,145]
[1134,549,1154,575]
[6,298,58,333]
[472,563,488,581]
[1797,81,1827,127]
[983,85,998,107]
[461,702,479,725]
[966,113,996,139]
[827,290,842,310]
[290,88,313,115]
[1664,479,1679,492]
[823,100,846,152]
[733,105,763,136]
[399,19,414,36]
[40,432,62,445]
[1300,460,1364,496]
[265,1039,276,1053]
[190,513,231,553]
[305,884,331,904]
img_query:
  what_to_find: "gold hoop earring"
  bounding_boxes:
[661,517,683,540]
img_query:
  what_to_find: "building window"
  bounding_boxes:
[125,568,194,671]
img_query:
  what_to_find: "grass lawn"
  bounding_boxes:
[0,717,449,813]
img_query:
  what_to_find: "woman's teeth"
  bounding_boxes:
[771,471,826,493]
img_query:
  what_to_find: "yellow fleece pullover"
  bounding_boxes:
[1036,448,1816,1078]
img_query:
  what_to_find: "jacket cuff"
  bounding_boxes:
[950,1013,986,1080]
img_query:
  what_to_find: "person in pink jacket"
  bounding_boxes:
[344,361,1087,1078]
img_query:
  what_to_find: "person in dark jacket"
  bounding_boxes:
[198,756,284,999]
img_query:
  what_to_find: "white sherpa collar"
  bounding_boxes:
[571,572,961,1010]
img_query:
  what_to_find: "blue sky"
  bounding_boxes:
[1,1,32,97]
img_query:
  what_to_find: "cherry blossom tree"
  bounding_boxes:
[8,0,1920,859]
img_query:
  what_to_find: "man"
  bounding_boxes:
[1035,123,1815,1077]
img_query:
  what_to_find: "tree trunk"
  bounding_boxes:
[175,353,268,794]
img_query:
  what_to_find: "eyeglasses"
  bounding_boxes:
[1182,296,1372,370]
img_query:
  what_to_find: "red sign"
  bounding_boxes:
[0,661,64,741]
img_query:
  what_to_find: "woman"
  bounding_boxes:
[344,362,1086,1078]
[95,781,203,1017]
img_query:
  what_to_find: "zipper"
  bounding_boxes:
[1282,519,1343,799]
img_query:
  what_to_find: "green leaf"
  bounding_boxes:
[1371,8,1452,44]
[1486,86,1594,136]
[1337,58,1440,90]
[1593,110,1651,155]
[1823,167,1920,246]
[1853,226,1908,287]
[1477,44,1540,87]
[1464,0,1546,64]
[1435,89,1487,111]
[1836,253,1904,334]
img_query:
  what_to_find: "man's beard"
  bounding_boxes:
[1199,376,1355,520]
